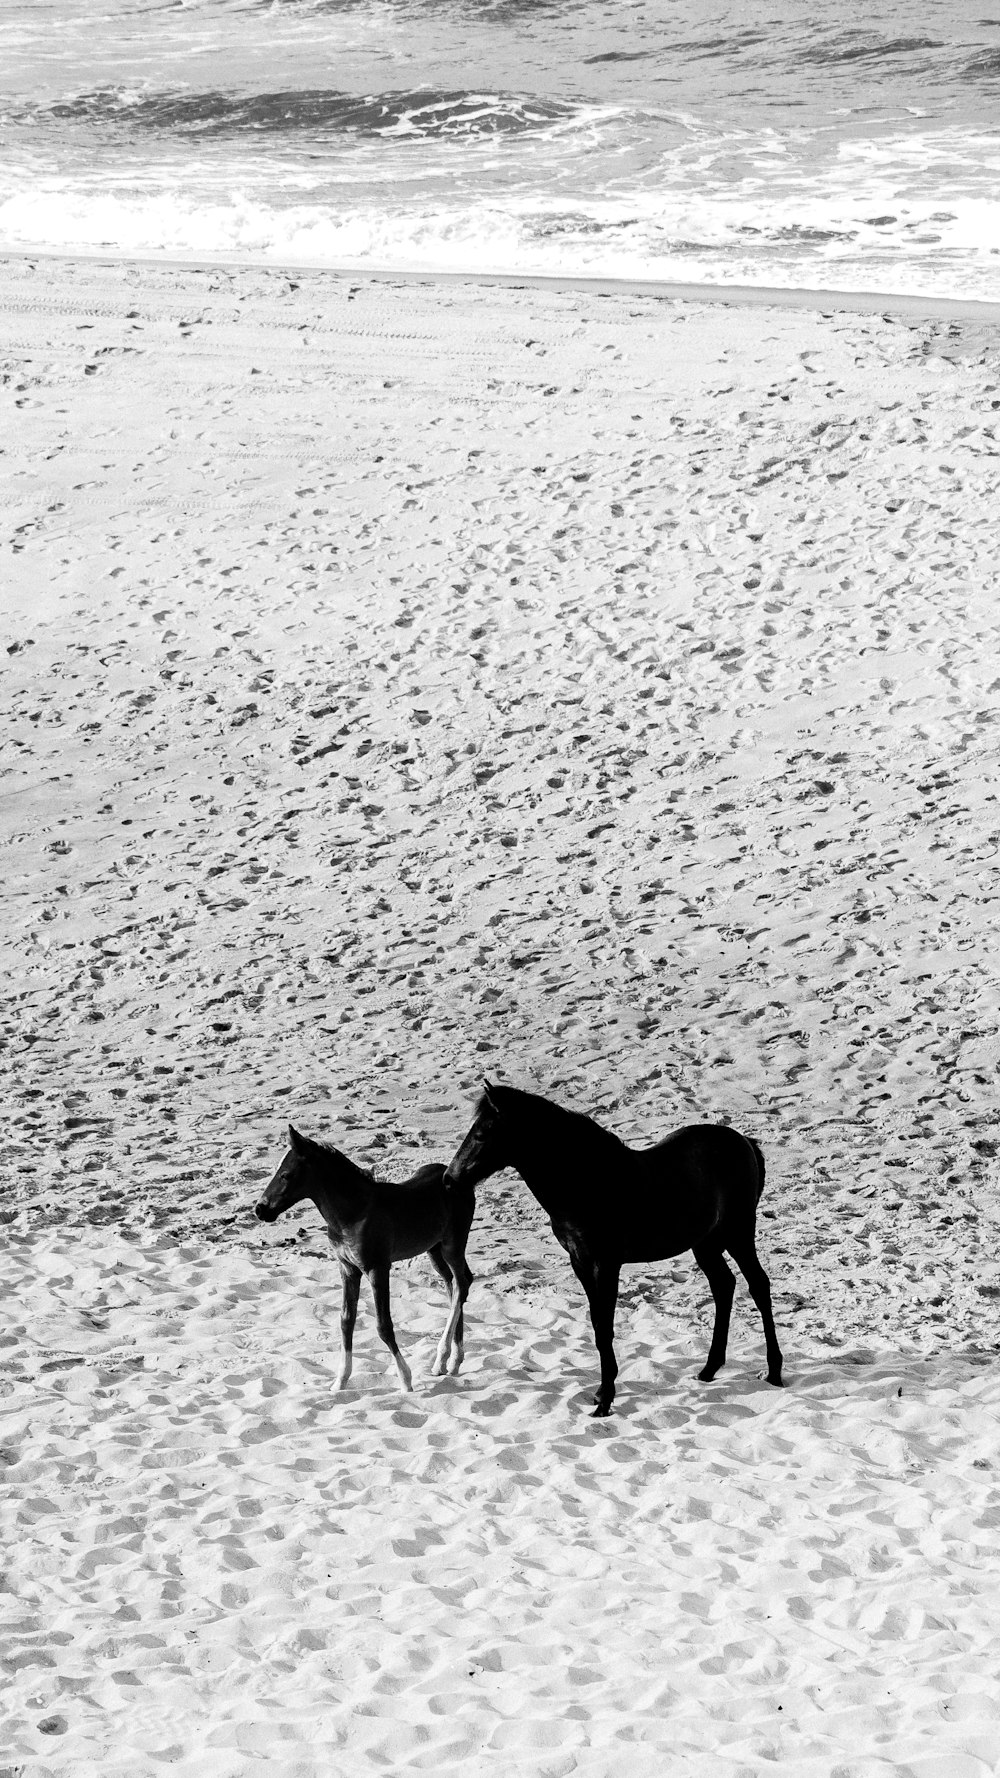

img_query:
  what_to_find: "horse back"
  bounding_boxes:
[641,1123,760,1180]
[377,1164,454,1263]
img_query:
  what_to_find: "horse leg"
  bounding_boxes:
[568,1247,621,1417]
[438,1240,473,1376]
[335,1260,362,1389]
[692,1240,736,1382]
[436,1190,475,1375]
[427,1244,459,1376]
[367,1262,413,1391]
[727,1239,784,1386]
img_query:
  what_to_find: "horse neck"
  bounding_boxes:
[507,1099,622,1218]
[307,1153,372,1219]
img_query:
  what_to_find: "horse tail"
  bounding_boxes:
[747,1137,766,1202]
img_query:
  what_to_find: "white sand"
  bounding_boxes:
[4,1230,1000,1775]
[2,250,1000,1773]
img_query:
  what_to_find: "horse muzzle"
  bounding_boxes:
[254,1201,279,1223]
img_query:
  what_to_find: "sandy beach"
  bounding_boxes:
[3,250,1000,1774]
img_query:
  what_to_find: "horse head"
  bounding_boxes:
[255,1124,329,1222]
[444,1079,513,1188]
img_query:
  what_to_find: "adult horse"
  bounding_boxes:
[444,1081,782,1416]
[256,1126,475,1391]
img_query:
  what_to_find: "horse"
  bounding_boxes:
[255,1125,475,1391]
[444,1081,783,1416]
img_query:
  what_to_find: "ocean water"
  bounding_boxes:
[2,0,999,298]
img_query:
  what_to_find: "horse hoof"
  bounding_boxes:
[697,1366,718,1383]
[767,1373,784,1388]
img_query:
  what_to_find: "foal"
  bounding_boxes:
[445,1081,782,1416]
[255,1125,475,1390]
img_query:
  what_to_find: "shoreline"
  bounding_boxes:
[3,242,1000,323]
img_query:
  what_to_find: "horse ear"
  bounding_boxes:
[481,1078,498,1108]
[288,1124,306,1153]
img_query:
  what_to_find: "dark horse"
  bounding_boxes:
[256,1126,475,1391]
[444,1081,782,1416]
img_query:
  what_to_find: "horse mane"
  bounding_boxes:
[298,1133,375,1188]
[488,1084,625,1165]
